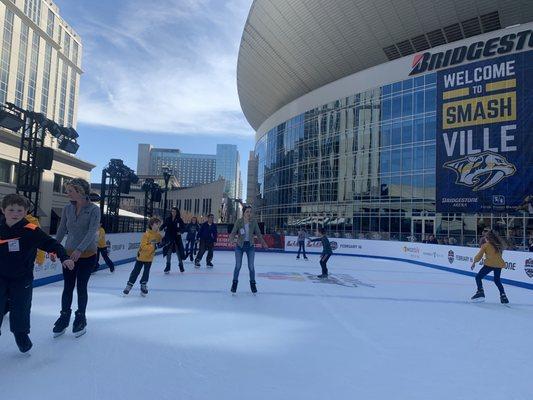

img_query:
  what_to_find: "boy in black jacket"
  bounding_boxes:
[0,194,73,353]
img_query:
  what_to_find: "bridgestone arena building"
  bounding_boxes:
[237,1,533,250]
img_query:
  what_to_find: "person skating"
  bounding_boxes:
[309,227,333,278]
[0,194,73,353]
[94,223,115,273]
[296,228,308,260]
[195,214,217,268]
[123,217,162,297]
[470,229,509,304]
[185,217,200,261]
[53,178,100,338]
[161,207,186,273]
[229,206,268,293]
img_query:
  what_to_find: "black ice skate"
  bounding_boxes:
[123,283,133,295]
[500,293,509,304]
[194,260,200,268]
[53,310,71,337]
[471,290,485,302]
[250,281,257,294]
[164,264,170,274]
[231,280,238,293]
[207,262,214,268]
[179,263,185,273]
[72,311,87,338]
[14,333,32,353]
[317,274,328,279]
[140,284,148,297]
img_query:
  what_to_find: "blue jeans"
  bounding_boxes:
[233,242,255,283]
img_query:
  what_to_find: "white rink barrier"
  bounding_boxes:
[34,232,144,287]
[285,236,533,290]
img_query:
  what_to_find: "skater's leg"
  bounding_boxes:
[128,261,144,285]
[8,276,33,334]
[0,277,8,332]
[303,243,307,258]
[475,266,491,291]
[233,246,244,281]
[61,264,77,312]
[196,240,206,262]
[206,242,214,264]
[297,243,302,257]
[140,262,152,285]
[94,248,101,271]
[166,249,172,267]
[245,244,256,283]
[101,248,115,270]
[492,268,505,295]
[320,255,330,275]
[75,256,95,315]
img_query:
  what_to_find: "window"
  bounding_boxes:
[0,159,14,184]
[46,9,55,37]
[41,44,52,115]
[27,32,40,111]
[24,0,42,25]
[15,24,30,107]
[58,63,68,125]
[0,9,15,104]
[53,174,70,193]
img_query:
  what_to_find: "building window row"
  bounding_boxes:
[0,9,15,104]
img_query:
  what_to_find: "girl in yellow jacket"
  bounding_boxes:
[123,217,162,296]
[470,230,509,304]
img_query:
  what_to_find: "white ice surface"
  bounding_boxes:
[1,252,532,400]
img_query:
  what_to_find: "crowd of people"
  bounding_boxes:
[0,178,520,354]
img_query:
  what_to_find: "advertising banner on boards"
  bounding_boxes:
[285,236,533,287]
[435,50,533,213]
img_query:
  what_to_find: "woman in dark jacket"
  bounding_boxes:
[185,216,200,261]
[161,207,186,273]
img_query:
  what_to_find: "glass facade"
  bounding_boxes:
[254,74,532,248]
[215,144,240,198]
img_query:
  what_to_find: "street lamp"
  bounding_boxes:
[162,166,171,218]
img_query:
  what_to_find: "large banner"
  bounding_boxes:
[436,50,533,213]
[285,237,533,287]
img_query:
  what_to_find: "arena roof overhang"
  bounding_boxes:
[237,0,533,132]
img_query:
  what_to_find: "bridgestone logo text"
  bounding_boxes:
[409,30,533,76]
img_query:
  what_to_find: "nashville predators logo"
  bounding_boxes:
[444,151,516,191]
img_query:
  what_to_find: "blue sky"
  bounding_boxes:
[54,0,254,193]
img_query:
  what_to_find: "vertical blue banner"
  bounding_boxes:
[436,51,533,213]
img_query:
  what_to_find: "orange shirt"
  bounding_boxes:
[474,243,505,268]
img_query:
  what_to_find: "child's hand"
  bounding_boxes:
[63,259,75,270]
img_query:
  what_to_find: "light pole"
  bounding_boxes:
[162,166,171,219]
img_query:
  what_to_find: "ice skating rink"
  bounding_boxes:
[2,251,532,400]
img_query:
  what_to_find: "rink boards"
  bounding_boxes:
[33,232,533,289]
[285,236,533,289]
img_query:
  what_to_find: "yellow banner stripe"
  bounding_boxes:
[486,78,516,92]
[443,87,470,100]
[442,92,516,129]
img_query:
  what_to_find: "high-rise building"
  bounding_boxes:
[0,0,94,232]
[137,144,241,195]
[137,144,216,187]
[215,144,240,199]
[238,0,533,246]
[246,151,258,205]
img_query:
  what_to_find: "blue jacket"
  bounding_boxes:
[185,223,200,241]
[198,222,217,243]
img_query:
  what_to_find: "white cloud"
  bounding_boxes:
[76,0,254,136]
